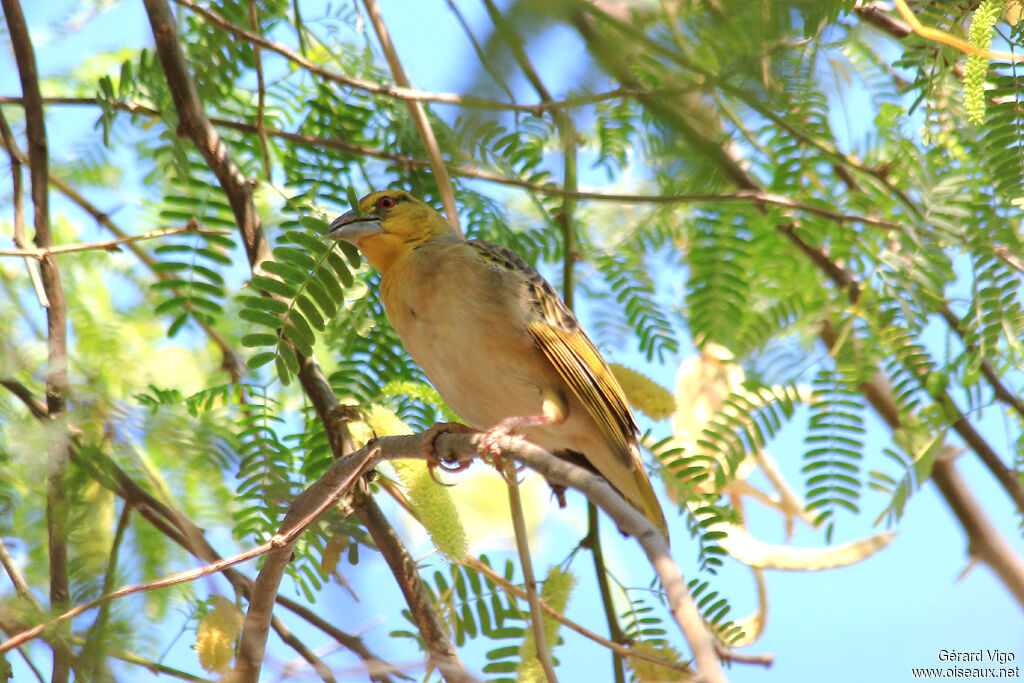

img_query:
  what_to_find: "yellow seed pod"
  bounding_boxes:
[610,364,675,421]
[195,596,243,674]
[628,641,692,682]
[368,404,469,561]
[517,566,577,682]
[964,0,1003,125]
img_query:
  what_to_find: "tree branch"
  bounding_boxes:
[504,470,559,682]
[0,106,46,306]
[0,223,230,258]
[143,0,270,268]
[931,449,1024,607]
[360,0,459,231]
[0,3,72,681]
[237,430,729,683]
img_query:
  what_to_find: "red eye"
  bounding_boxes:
[379,196,396,210]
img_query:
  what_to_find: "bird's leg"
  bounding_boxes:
[421,421,476,485]
[481,389,567,476]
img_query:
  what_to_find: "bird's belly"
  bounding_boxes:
[393,303,545,430]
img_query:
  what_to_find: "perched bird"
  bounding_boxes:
[329,189,668,542]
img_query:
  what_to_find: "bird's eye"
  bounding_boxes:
[379,196,396,210]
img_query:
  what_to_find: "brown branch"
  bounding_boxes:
[818,319,1024,609]
[1,3,72,682]
[354,488,476,682]
[0,378,49,420]
[0,95,905,230]
[165,0,651,116]
[0,538,39,607]
[462,556,726,673]
[143,0,270,268]
[0,223,230,258]
[504,471,559,682]
[0,539,279,655]
[932,449,1024,607]
[360,0,459,231]
[293,350,467,683]
[239,429,729,683]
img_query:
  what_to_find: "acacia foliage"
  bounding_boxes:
[0,0,1022,680]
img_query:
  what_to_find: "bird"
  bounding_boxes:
[328,189,668,542]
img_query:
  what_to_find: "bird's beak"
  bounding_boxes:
[328,210,383,244]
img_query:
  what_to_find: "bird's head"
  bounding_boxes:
[328,190,457,272]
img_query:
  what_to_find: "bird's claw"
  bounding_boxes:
[480,414,552,477]
[421,421,476,485]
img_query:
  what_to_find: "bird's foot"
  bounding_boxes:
[479,414,555,476]
[421,421,476,485]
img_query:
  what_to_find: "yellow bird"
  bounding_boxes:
[329,190,668,542]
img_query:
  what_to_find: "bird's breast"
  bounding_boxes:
[380,248,545,430]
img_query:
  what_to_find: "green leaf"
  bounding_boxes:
[300,216,329,234]
[247,351,277,369]
[337,241,361,269]
[240,333,279,348]
[250,276,295,298]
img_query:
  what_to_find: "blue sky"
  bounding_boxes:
[2,1,1023,682]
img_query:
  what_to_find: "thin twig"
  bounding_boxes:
[268,614,338,683]
[246,0,272,182]
[0,540,278,654]
[83,501,134,681]
[587,505,626,683]
[164,0,649,115]
[504,469,559,682]
[0,224,230,258]
[461,557,710,674]
[890,0,1024,61]
[0,538,39,606]
[360,0,459,231]
[0,95,907,230]
[444,0,517,104]
[0,106,46,306]
[89,642,213,682]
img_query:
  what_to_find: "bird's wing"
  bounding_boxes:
[467,240,638,469]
